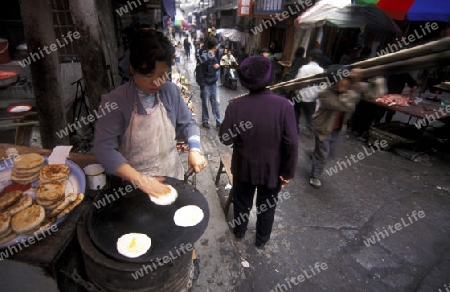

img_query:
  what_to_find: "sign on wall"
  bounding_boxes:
[255,0,284,14]
[238,0,252,16]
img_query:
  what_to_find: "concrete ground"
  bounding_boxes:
[175,55,450,292]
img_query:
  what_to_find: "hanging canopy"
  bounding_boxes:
[294,0,351,28]
[296,3,401,37]
[354,0,450,21]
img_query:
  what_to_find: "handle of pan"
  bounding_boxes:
[184,168,195,182]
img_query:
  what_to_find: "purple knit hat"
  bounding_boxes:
[238,55,274,91]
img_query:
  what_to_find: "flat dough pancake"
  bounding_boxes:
[149,185,178,206]
[173,205,204,227]
[117,233,152,258]
[40,164,70,182]
[11,172,40,185]
[0,190,22,210]
[0,232,16,245]
[11,205,45,234]
[36,181,66,202]
[13,153,44,169]
[5,195,33,216]
[11,164,42,177]
[47,193,77,218]
[0,227,13,239]
[0,213,11,235]
[56,193,84,220]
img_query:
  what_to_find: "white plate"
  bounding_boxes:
[0,156,86,249]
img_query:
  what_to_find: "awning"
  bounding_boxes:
[295,3,401,37]
[354,0,450,21]
[216,3,238,11]
[294,0,351,28]
[216,28,249,42]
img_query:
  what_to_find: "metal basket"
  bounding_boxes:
[369,122,419,149]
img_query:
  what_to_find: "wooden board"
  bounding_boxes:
[219,153,233,184]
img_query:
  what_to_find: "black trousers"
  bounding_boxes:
[232,180,281,243]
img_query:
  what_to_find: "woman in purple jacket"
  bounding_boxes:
[219,56,299,248]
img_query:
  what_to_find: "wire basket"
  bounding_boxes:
[369,122,420,149]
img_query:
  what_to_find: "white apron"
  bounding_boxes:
[119,92,184,180]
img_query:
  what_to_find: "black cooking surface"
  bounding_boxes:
[87,177,210,263]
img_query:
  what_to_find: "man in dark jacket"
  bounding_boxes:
[284,47,308,81]
[219,56,298,248]
[201,37,221,128]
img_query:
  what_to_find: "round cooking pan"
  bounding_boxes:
[0,70,19,88]
[87,176,210,264]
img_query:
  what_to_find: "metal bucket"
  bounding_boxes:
[0,39,11,64]
[83,164,106,190]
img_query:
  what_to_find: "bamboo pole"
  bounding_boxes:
[268,37,450,94]
[268,50,450,95]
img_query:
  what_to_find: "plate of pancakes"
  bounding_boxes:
[0,153,86,248]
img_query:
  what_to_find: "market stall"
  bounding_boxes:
[0,143,209,291]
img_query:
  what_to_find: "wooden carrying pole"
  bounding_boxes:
[268,37,450,94]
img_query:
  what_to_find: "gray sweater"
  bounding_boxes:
[93,81,200,174]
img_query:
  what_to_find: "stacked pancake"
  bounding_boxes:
[39,164,70,184]
[11,153,44,185]
[37,164,84,219]
[36,181,67,210]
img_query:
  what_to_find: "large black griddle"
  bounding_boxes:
[87,176,209,263]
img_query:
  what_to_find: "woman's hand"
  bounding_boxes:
[116,164,170,198]
[188,151,207,173]
[137,176,170,198]
[279,176,290,189]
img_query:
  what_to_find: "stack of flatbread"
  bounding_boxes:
[37,164,84,220]
[11,153,44,185]
[0,213,15,244]
[36,181,67,210]
[39,164,70,184]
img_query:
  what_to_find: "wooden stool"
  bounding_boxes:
[215,153,234,214]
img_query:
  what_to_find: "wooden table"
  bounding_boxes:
[0,144,99,291]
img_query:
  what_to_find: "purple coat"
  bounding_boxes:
[219,89,298,188]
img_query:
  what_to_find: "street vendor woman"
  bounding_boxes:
[93,29,207,197]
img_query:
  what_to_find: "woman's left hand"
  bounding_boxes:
[188,151,208,173]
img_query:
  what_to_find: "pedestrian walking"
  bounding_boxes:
[219,55,298,248]
[293,49,324,136]
[183,36,192,60]
[200,37,221,128]
[309,65,385,188]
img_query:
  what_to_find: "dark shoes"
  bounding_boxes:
[233,229,245,240]
[255,241,266,249]
[216,121,222,128]
[202,122,210,129]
